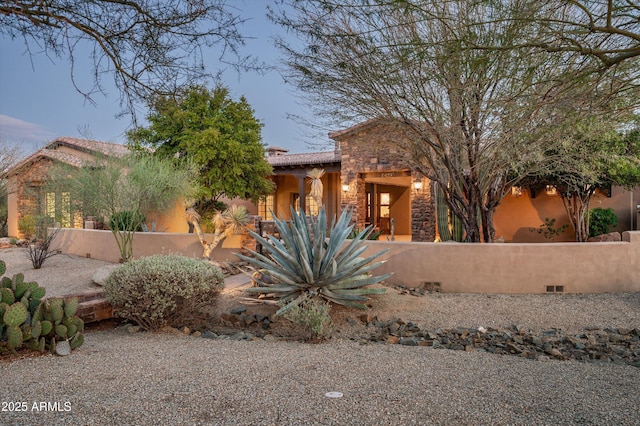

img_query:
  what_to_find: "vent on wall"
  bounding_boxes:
[546,285,564,293]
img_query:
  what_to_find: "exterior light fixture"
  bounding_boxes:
[546,185,557,196]
[413,180,423,190]
[341,183,349,192]
[511,186,522,197]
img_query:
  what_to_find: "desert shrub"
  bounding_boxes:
[282,296,332,342]
[588,208,618,237]
[17,214,36,240]
[104,254,225,330]
[109,210,145,232]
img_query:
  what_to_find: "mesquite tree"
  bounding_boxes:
[1,0,257,115]
[271,0,637,242]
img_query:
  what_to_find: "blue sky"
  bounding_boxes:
[0,2,328,156]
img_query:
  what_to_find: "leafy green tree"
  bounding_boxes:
[46,153,195,261]
[127,85,274,207]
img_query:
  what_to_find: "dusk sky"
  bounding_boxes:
[0,2,327,157]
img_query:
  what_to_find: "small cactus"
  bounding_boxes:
[0,260,5,276]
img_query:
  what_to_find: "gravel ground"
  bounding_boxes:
[1,247,639,425]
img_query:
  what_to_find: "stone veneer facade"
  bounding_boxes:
[331,120,436,242]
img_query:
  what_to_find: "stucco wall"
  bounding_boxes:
[495,186,640,242]
[362,231,640,293]
[51,228,243,263]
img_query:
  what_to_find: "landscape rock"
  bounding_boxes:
[92,264,121,286]
[587,232,621,242]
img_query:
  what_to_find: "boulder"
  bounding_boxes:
[587,232,621,242]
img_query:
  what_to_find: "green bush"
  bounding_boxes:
[109,210,145,232]
[283,296,333,342]
[18,215,36,239]
[104,255,225,330]
[588,208,618,238]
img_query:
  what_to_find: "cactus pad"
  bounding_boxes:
[1,287,15,305]
[31,303,43,323]
[70,333,84,350]
[14,281,29,299]
[6,325,23,349]
[0,260,5,276]
[55,324,68,339]
[32,321,42,339]
[4,302,28,327]
[1,277,11,288]
[40,320,53,336]
[30,286,46,300]
[48,301,64,324]
[11,273,24,290]
[56,339,71,356]
[64,297,79,318]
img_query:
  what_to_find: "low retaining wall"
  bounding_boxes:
[52,229,640,294]
[51,228,243,264]
[362,231,640,293]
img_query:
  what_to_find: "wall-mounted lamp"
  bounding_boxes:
[341,183,350,192]
[511,186,522,197]
[413,180,423,190]
[545,185,557,196]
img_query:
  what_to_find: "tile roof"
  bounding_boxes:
[46,136,130,157]
[1,136,130,178]
[267,150,341,167]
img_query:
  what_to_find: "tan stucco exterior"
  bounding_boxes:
[363,231,640,293]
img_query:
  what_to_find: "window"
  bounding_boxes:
[258,194,275,220]
[379,192,390,218]
[292,193,319,216]
[43,191,72,228]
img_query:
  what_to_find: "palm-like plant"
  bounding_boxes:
[186,204,249,259]
[239,207,389,316]
[307,168,325,208]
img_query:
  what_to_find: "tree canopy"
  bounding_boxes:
[271,0,638,242]
[127,85,274,204]
[1,0,256,114]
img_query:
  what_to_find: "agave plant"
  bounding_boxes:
[239,206,390,316]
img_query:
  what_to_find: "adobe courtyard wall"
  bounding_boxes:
[362,231,640,293]
[51,228,244,263]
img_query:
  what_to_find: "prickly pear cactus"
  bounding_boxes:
[0,260,5,276]
[0,261,85,355]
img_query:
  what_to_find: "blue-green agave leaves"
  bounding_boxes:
[238,207,390,315]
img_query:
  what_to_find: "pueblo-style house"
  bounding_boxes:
[3,121,639,241]
[261,118,639,242]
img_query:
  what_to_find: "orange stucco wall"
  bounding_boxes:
[495,186,640,242]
